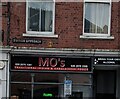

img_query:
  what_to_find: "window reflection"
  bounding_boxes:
[84,3,110,34]
[28,2,53,32]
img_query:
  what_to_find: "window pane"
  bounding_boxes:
[34,73,62,83]
[65,74,92,84]
[11,72,31,82]
[27,2,53,32]
[84,3,109,34]
[11,84,31,99]
[41,2,53,32]
[28,7,40,31]
[10,83,64,98]
[41,10,52,32]
[34,84,63,98]
[72,85,92,98]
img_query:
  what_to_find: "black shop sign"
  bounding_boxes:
[94,57,120,65]
[11,54,92,72]
[12,38,42,44]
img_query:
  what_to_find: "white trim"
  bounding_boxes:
[85,0,111,3]
[82,1,85,37]
[83,0,112,37]
[9,48,120,57]
[26,0,55,36]
[80,35,114,39]
[26,1,28,33]
[26,31,54,35]
[28,0,55,2]
[82,33,110,37]
[53,0,55,35]
[23,33,58,38]
[109,0,112,37]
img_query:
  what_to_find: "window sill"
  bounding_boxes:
[23,33,58,38]
[80,35,114,40]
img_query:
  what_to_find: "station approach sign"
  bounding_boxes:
[11,54,92,72]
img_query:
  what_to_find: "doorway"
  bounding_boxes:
[93,70,116,99]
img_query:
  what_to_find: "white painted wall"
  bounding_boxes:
[0,51,9,98]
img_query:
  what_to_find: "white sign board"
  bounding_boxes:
[64,80,72,96]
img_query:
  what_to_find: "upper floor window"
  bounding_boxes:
[26,0,55,35]
[83,0,111,37]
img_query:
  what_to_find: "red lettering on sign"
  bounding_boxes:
[38,57,65,67]
[39,58,49,67]
[60,60,65,67]
[50,58,57,67]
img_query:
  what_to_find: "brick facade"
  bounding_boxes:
[1,1,120,99]
[1,2,120,49]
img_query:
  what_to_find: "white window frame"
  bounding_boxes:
[25,0,56,37]
[82,0,112,37]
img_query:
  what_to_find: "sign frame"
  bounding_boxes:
[10,54,92,73]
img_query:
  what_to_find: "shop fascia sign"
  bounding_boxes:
[11,54,92,72]
[94,57,120,65]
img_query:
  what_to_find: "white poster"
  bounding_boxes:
[64,80,72,96]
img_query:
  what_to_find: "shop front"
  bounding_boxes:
[10,54,93,99]
[93,56,120,99]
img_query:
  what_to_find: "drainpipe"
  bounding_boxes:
[7,2,10,46]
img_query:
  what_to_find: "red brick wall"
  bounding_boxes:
[118,1,120,49]
[2,2,120,49]
[1,2,8,45]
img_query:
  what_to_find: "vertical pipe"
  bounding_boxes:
[31,73,34,99]
[64,75,66,97]
[7,2,10,46]
[6,54,8,98]
[6,53,9,98]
